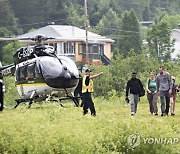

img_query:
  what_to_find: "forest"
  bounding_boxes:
[1,0,180,60]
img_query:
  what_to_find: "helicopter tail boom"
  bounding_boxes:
[0,64,15,76]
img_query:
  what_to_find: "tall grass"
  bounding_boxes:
[0,99,179,154]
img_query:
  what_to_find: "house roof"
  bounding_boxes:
[140,21,154,26]
[18,25,114,43]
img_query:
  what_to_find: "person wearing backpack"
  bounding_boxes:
[126,72,144,116]
[146,71,158,115]
[170,76,179,116]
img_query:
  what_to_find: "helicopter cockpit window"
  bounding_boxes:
[19,66,27,81]
[15,68,20,81]
[35,63,43,79]
[27,63,35,80]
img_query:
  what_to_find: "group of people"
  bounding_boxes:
[126,66,179,116]
[75,65,179,117]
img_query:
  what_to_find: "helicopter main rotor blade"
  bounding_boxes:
[0,37,19,41]
[0,37,55,42]
[0,37,31,41]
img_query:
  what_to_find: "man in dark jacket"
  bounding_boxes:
[74,73,83,107]
[0,77,4,111]
[126,72,144,116]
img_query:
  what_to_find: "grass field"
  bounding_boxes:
[0,98,180,154]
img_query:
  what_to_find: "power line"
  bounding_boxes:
[92,26,141,34]
[3,19,71,28]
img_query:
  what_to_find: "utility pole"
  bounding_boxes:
[84,0,89,63]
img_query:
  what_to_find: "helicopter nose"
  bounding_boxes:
[64,72,71,80]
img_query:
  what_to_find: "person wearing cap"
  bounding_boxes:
[126,72,144,116]
[82,68,103,116]
[156,66,173,116]
[170,76,179,116]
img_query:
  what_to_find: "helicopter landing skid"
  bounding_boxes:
[14,90,36,108]
[58,88,79,107]
[14,99,33,108]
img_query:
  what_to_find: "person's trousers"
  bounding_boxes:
[0,94,3,111]
[74,90,83,106]
[159,91,170,114]
[170,95,176,114]
[130,94,139,114]
[147,93,158,114]
[82,92,96,116]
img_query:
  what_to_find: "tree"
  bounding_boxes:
[2,41,23,65]
[160,15,180,29]
[93,8,121,36]
[0,27,14,61]
[142,6,151,21]
[147,20,175,61]
[0,0,17,30]
[117,11,142,57]
[66,3,84,27]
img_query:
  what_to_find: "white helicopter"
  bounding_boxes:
[0,34,80,108]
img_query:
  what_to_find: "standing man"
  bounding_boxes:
[156,66,172,116]
[74,68,83,107]
[126,72,144,116]
[82,68,103,116]
[0,75,4,111]
[170,76,179,116]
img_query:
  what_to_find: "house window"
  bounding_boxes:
[92,45,99,53]
[63,42,75,54]
[78,44,83,54]
[45,43,57,51]
[100,45,104,55]
[89,45,93,54]
[59,43,64,54]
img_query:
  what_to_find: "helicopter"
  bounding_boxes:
[0,34,80,108]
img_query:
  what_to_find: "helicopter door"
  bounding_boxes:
[15,65,28,98]
[15,65,28,84]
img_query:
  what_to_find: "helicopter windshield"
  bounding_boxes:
[57,56,79,78]
[37,56,63,79]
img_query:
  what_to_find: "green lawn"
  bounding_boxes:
[0,98,179,154]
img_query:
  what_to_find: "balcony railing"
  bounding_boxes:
[82,53,100,60]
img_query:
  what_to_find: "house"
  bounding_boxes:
[140,21,154,27]
[171,29,180,60]
[18,25,114,66]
